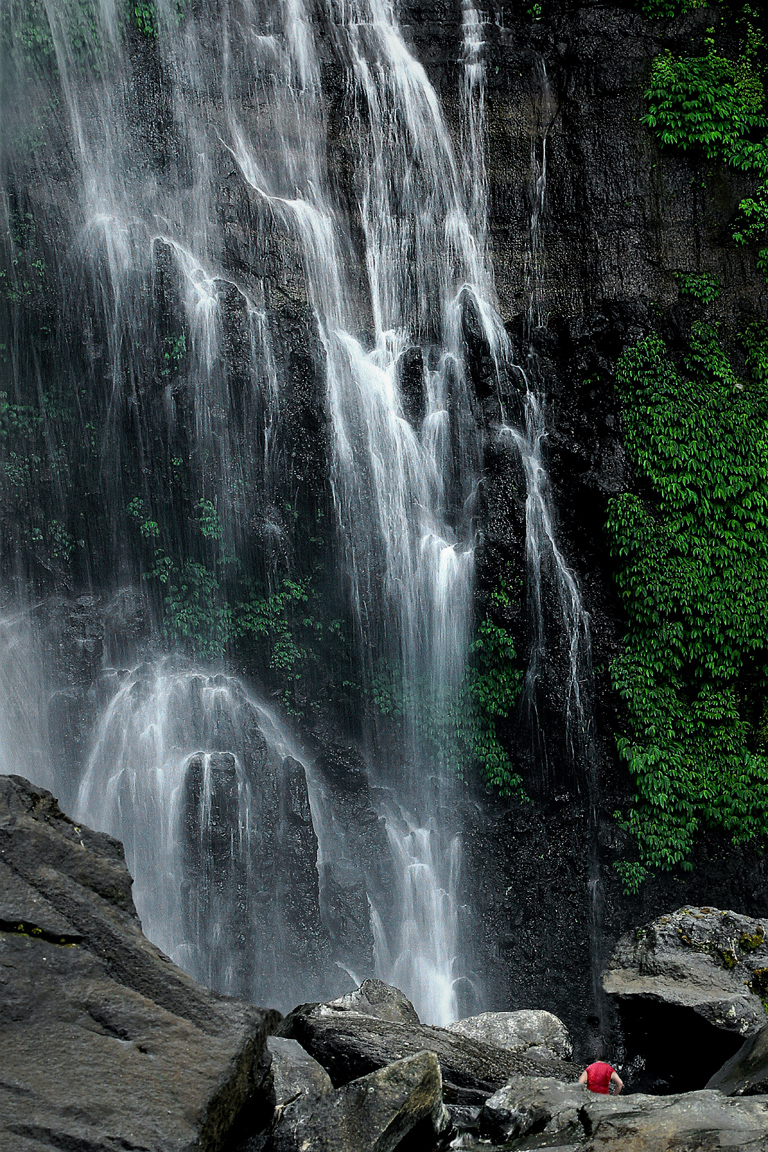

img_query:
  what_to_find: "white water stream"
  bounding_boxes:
[0,0,516,1024]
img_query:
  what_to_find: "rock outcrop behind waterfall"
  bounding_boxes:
[0,774,271,1152]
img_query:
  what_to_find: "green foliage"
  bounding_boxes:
[641,19,768,275]
[131,1,157,37]
[127,496,160,538]
[0,0,101,68]
[643,42,767,158]
[161,332,186,377]
[614,859,649,894]
[128,0,185,38]
[674,270,722,303]
[607,327,768,886]
[372,571,525,795]
[196,498,222,540]
[161,559,232,661]
[1,211,48,305]
[638,0,708,17]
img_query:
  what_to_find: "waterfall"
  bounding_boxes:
[0,0,512,1024]
[502,59,606,1044]
[75,661,330,1010]
[0,613,51,791]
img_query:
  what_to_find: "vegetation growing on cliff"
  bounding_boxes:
[607,325,768,889]
[372,570,525,795]
[642,9,768,273]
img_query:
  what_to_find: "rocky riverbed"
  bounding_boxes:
[4,773,768,1152]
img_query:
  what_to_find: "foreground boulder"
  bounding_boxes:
[0,774,271,1152]
[268,1035,333,1109]
[279,997,579,1104]
[264,1049,451,1151]
[480,1075,768,1150]
[708,1023,768,1097]
[447,1008,573,1061]
[603,906,768,1091]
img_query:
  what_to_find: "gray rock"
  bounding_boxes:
[0,774,271,1152]
[279,1002,579,1104]
[603,906,768,1039]
[708,1024,768,1097]
[582,1089,768,1151]
[480,1076,588,1144]
[267,1049,451,1152]
[480,1075,768,1151]
[268,1035,333,1108]
[324,978,421,1025]
[447,1008,573,1060]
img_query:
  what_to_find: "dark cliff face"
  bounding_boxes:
[444,2,768,1052]
[3,0,768,1054]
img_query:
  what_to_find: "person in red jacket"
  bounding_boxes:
[578,1060,623,1095]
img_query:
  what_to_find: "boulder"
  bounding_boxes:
[708,1023,768,1097]
[278,1000,579,1104]
[581,1089,768,1151]
[447,1008,573,1060]
[604,906,768,1035]
[0,774,271,1152]
[603,906,768,1091]
[480,1076,587,1144]
[479,1075,768,1150]
[265,1049,451,1152]
[269,1035,333,1103]
[324,978,421,1024]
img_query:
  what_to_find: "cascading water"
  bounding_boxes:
[75,660,331,1010]
[501,59,605,1042]
[500,62,593,789]
[0,0,512,1023]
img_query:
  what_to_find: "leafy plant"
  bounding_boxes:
[638,0,708,17]
[372,570,525,795]
[607,326,768,887]
[674,270,722,303]
[127,496,160,538]
[161,332,186,377]
[642,22,768,274]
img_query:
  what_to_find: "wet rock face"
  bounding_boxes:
[708,1025,768,1099]
[0,774,271,1152]
[603,907,768,1093]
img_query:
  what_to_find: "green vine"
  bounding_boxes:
[607,325,768,889]
[642,16,768,274]
[372,570,525,795]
